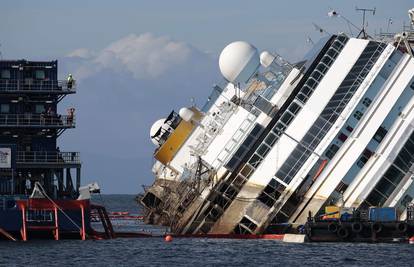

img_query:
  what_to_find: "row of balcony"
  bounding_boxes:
[16,151,80,165]
[0,79,76,94]
[0,114,75,128]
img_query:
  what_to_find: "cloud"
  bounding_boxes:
[59,33,220,193]
[67,33,207,80]
[66,48,95,59]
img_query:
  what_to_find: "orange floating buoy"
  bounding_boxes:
[165,235,173,242]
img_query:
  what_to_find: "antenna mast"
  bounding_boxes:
[355,6,376,39]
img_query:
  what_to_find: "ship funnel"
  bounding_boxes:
[179,107,195,122]
[150,118,167,145]
[219,41,260,85]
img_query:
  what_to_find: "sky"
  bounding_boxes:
[1,0,413,194]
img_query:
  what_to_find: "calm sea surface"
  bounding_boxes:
[1,194,414,267]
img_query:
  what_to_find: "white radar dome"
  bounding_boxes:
[260,51,276,68]
[179,107,195,122]
[150,118,166,145]
[219,41,260,84]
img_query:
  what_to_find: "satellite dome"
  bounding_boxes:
[260,51,276,68]
[219,41,260,84]
[179,107,195,122]
[150,118,166,145]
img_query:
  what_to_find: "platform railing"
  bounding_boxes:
[0,79,76,93]
[17,151,81,164]
[0,114,75,128]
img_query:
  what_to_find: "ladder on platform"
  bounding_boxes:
[91,204,115,239]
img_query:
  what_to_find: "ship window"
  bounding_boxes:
[280,113,293,125]
[233,174,247,189]
[289,102,301,115]
[240,217,257,231]
[233,216,257,234]
[356,156,368,168]
[365,189,387,207]
[250,124,263,136]
[254,96,273,115]
[335,181,348,193]
[265,133,277,146]
[35,70,45,79]
[383,165,405,185]
[376,179,395,197]
[257,178,286,208]
[373,126,387,143]
[307,79,316,89]
[141,192,162,209]
[338,132,348,142]
[356,149,372,168]
[325,144,339,159]
[225,158,238,171]
[35,104,45,114]
[382,163,404,185]
[393,149,413,173]
[345,125,354,132]
[0,69,11,79]
[257,144,270,157]
[362,97,372,107]
[248,154,262,168]
[240,165,253,177]
[243,136,255,148]
[273,122,286,135]
[353,111,363,120]
[0,104,9,113]
[300,85,312,97]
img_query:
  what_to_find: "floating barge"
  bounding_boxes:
[303,205,414,242]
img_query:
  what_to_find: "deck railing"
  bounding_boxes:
[0,114,75,128]
[0,79,76,93]
[17,151,80,164]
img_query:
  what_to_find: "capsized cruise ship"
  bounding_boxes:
[140,9,414,235]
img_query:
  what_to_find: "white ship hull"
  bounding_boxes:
[141,16,414,235]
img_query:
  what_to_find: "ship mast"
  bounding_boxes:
[355,7,376,39]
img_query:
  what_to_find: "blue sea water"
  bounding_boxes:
[1,195,414,267]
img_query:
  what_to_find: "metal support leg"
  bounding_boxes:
[76,168,81,193]
[57,170,63,195]
[80,205,86,240]
[21,206,27,241]
[54,207,59,240]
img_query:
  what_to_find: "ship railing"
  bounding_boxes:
[0,114,75,128]
[0,79,76,93]
[17,151,80,164]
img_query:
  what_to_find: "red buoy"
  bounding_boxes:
[409,236,414,244]
[165,235,173,242]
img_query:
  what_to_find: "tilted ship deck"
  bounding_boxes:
[140,9,414,236]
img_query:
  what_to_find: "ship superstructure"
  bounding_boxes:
[141,9,414,235]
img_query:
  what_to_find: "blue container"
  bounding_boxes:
[368,207,397,222]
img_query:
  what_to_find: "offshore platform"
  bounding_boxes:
[0,60,80,196]
[0,59,103,241]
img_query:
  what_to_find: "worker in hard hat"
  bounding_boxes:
[67,74,74,89]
